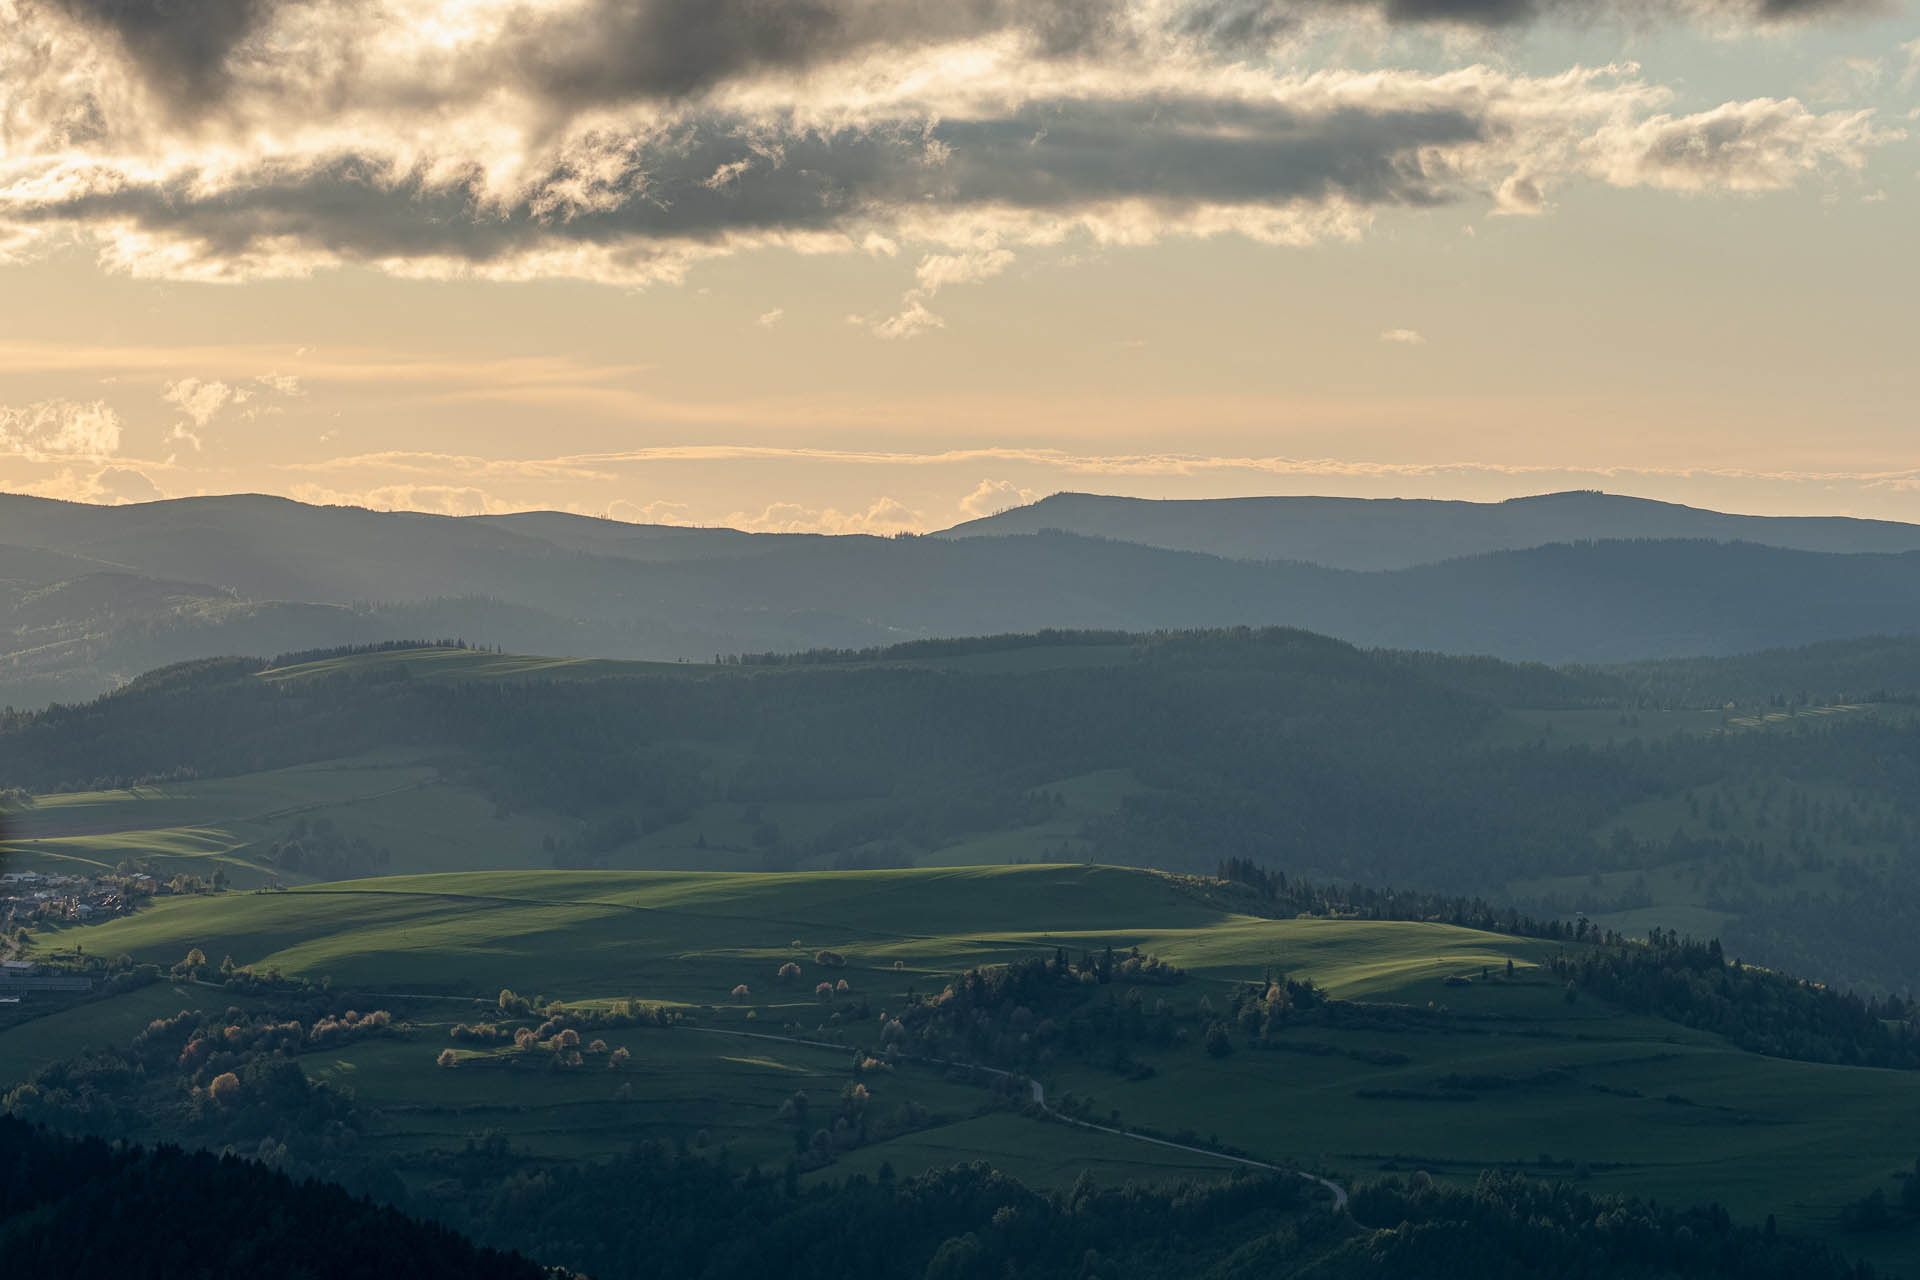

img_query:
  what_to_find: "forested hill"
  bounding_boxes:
[0,1117,547,1279]
[0,1118,1880,1280]
[7,490,1920,707]
[6,630,1920,992]
[939,489,1920,569]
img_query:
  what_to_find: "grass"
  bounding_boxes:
[2,749,1144,888]
[809,1112,1243,1188]
[10,861,1920,1257]
[257,642,1142,687]
[0,981,260,1085]
[33,866,1552,1006]
[1,754,574,887]
[308,1023,993,1171]
[1053,980,1920,1243]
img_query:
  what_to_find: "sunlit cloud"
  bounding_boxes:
[0,399,122,459]
[0,0,1899,293]
[284,482,520,516]
[724,496,924,534]
[1580,98,1895,192]
[959,478,1044,519]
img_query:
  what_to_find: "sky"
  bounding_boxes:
[1,0,1917,533]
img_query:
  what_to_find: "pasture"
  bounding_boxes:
[10,862,1920,1261]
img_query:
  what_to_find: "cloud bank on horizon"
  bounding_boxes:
[1,0,1915,531]
[0,0,1903,295]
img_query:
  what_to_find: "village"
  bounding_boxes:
[1,868,151,931]
[0,869,171,1002]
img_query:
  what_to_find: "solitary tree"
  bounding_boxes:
[777,961,803,984]
[731,984,751,1003]
[436,1049,459,1068]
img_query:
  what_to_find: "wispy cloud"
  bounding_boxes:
[870,300,946,341]
[1379,328,1428,345]
[289,443,1920,491]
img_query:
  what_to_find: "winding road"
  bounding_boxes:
[694,1024,1349,1211]
[211,982,1351,1210]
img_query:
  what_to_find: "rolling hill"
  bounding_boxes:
[8,863,1919,1270]
[5,631,1919,994]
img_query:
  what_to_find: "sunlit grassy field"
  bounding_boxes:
[11,860,1920,1263]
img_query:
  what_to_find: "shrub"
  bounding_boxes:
[815,982,835,1002]
[814,950,846,968]
[731,984,751,1003]
[610,1047,631,1068]
[436,1049,458,1068]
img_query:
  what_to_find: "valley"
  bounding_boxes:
[8,863,1920,1268]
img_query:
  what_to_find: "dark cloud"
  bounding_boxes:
[41,0,1877,119]
[44,0,275,107]
[11,97,1483,264]
[1180,0,1534,43]
[500,0,1129,109]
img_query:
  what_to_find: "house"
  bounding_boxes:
[0,960,38,977]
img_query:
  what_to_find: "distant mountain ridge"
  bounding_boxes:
[3,489,1920,707]
[937,490,1920,569]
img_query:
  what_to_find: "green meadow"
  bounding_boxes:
[12,862,1920,1262]
[0,754,1146,886]
[2,754,570,885]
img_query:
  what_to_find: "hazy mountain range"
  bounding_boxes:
[3,488,1919,707]
[941,490,1920,569]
